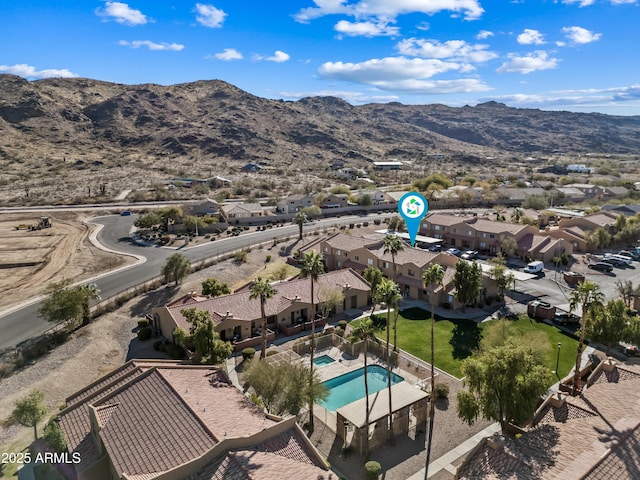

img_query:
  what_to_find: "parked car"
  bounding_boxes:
[428,244,442,252]
[446,247,461,256]
[461,250,478,260]
[626,250,640,261]
[602,256,628,268]
[619,250,640,261]
[120,210,132,216]
[553,312,580,326]
[524,260,544,274]
[588,261,614,272]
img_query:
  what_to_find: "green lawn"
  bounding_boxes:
[367,307,578,380]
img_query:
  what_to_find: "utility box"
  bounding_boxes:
[563,271,585,286]
[528,300,556,320]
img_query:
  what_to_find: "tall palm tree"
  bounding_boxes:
[569,280,604,395]
[350,317,377,457]
[294,210,308,240]
[300,250,325,433]
[383,234,404,352]
[421,264,445,479]
[375,278,401,445]
[78,283,101,326]
[249,277,277,360]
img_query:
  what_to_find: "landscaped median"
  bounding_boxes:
[353,307,578,380]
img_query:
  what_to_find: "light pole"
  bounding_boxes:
[553,342,562,376]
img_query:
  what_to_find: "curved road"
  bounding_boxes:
[0,213,391,351]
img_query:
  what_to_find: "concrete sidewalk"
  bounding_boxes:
[407,422,502,479]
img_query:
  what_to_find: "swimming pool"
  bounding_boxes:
[313,354,335,367]
[319,365,404,411]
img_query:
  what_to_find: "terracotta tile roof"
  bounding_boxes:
[466,217,531,235]
[166,269,371,329]
[185,427,332,480]
[517,234,549,251]
[94,368,217,477]
[369,244,438,269]
[66,361,139,406]
[582,211,619,227]
[324,233,381,251]
[458,362,640,480]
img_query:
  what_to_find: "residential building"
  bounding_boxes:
[152,269,371,344]
[357,189,395,206]
[309,233,495,308]
[373,161,402,171]
[563,183,605,198]
[602,204,640,216]
[456,359,640,480]
[320,193,349,209]
[220,202,267,220]
[547,210,619,252]
[276,194,314,214]
[183,198,219,217]
[57,360,331,480]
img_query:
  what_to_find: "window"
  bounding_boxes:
[480,242,487,248]
[435,225,441,231]
[323,247,328,253]
[344,252,348,257]
[383,262,389,269]
[354,255,360,261]
[408,269,415,277]
[337,261,342,268]
[489,234,495,239]
[336,249,341,255]
[468,230,473,236]
[367,258,374,265]
[482,232,487,238]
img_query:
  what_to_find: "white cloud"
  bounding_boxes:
[397,38,498,63]
[497,50,559,74]
[266,51,290,62]
[477,30,494,39]
[562,26,602,44]
[212,48,243,60]
[334,20,399,37]
[317,56,491,93]
[517,29,545,45]
[118,40,184,51]
[95,1,147,26]
[0,63,79,79]
[294,0,484,23]
[561,0,596,6]
[195,3,227,28]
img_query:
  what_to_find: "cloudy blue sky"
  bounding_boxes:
[2,1,639,114]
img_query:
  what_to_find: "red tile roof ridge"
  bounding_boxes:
[65,360,140,406]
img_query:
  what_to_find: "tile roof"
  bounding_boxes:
[323,232,382,251]
[94,368,217,477]
[457,362,640,480]
[368,244,438,269]
[166,269,371,329]
[465,217,531,235]
[186,427,332,480]
[424,212,473,226]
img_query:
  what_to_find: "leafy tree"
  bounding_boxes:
[489,259,514,300]
[161,253,191,285]
[387,215,406,232]
[569,281,604,395]
[300,250,325,433]
[453,261,482,310]
[363,266,384,301]
[244,360,328,417]
[616,279,634,308]
[173,326,188,347]
[510,207,524,223]
[414,173,453,191]
[39,280,99,328]
[249,277,277,360]
[43,420,67,452]
[522,194,550,210]
[11,390,47,440]
[201,277,231,297]
[358,194,373,206]
[585,299,630,356]
[375,278,401,444]
[421,263,445,477]
[134,211,162,229]
[457,344,551,433]
[180,308,232,364]
[157,206,183,225]
[349,318,378,457]
[318,286,344,321]
[500,236,518,258]
[383,234,404,352]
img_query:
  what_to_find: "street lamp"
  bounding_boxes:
[552,342,562,376]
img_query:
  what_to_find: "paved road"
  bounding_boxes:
[0,213,392,351]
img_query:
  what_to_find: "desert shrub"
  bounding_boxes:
[434,383,450,399]
[338,320,348,329]
[242,347,256,360]
[165,343,185,359]
[234,251,248,263]
[334,327,345,337]
[365,461,382,479]
[137,327,152,341]
[137,318,149,329]
[265,254,272,263]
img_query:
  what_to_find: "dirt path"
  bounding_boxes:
[0,212,131,312]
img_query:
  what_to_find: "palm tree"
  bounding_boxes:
[249,277,277,360]
[79,283,101,326]
[300,250,325,433]
[421,264,445,479]
[375,278,401,445]
[383,234,404,352]
[569,280,604,395]
[350,317,377,457]
[294,210,308,240]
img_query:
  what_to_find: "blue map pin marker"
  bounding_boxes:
[398,192,429,247]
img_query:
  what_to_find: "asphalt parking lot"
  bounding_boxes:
[510,253,638,314]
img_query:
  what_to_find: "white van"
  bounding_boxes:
[524,260,544,274]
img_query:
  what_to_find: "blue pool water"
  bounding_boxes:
[313,354,335,367]
[319,365,404,411]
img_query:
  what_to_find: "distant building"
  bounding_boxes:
[240,162,262,173]
[276,194,314,214]
[373,161,402,171]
